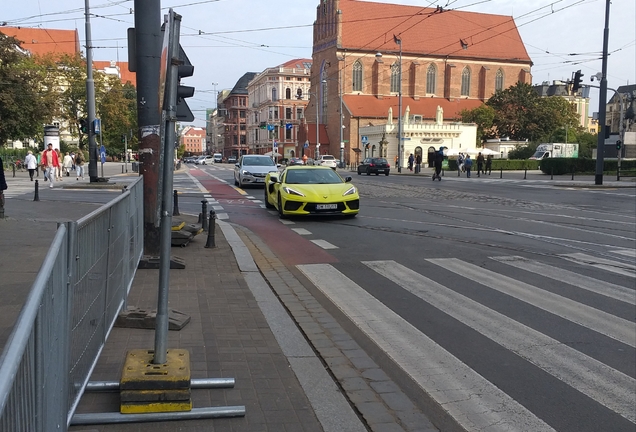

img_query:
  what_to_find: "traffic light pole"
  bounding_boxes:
[84,0,98,182]
[594,0,611,185]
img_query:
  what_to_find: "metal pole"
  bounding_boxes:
[339,60,344,167]
[316,90,320,159]
[124,134,128,173]
[397,38,403,173]
[84,0,98,182]
[154,10,179,365]
[617,92,625,180]
[594,0,611,185]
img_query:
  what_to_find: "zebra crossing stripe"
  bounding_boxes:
[364,260,636,423]
[491,256,636,305]
[297,263,556,432]
[610,249,636,258]
[428,258,636,348]
[560,253,636,278]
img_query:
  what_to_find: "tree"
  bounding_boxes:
[486,82,542,141]
[0,33,57,145]
[98,79,138,155]
[459,104,496,144]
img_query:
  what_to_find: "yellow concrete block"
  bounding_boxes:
[120,349,190,391]
[120,400,193,414]
[171,221,186,231]
[121,388,191,403]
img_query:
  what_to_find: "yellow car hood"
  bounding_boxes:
[284,183,355,201]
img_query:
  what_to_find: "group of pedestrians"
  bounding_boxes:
[457,152,492,178]
[22,145,86,187]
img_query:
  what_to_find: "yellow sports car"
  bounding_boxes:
[264,166,359,218]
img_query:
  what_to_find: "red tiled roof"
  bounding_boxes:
[280,58,313,69]
[1,27,80,57]
[339,1,531,63]
[343,95,483,119]
[93,61,136,86]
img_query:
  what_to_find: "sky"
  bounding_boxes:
[3,0,635,128]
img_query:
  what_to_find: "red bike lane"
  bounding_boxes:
[190,169,338,267]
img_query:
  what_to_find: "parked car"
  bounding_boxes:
[183,156,197,163]
[233,155,279,188]
[316,154,338,169]
[264,166,359,218]
[288,157,304,166]
[227,155,238,164]
[357,157,390,176]
[213,153,223,163]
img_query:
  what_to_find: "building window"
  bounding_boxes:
[321,67,328,122]
[297,108,303,119]
[426,64,436,94]
[286,88,291,99]
[495,69,504,92]
[240,135,246,145]
[240,110,245,118]
[272,87,278,101]
[286,108,292,120]
[352,61,362,92]
[390,62,400,93]
[461,67,471,96]
[286,128,292,140]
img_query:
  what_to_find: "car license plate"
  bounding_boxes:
[254,178,263,182]
[316,204,338,210]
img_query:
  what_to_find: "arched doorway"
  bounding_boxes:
[290,149,295,158]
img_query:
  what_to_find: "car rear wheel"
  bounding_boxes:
[264,188,274,209]
[366,168,371,176]
[357,168,361,175]
[375,172,379,175]
[385,172,390,176]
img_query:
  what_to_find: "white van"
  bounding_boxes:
[213,153,223,163]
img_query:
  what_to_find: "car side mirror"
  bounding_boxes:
[235,163,239,167]
[276,164,281,168]
[345,176,352,182]
[269,175,278,183]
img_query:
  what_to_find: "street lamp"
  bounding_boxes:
[395,34,403,173]
[322,78,344,167]
[297,88,319,158]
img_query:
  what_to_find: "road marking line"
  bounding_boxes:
[428,258,636,348]
[609,249,636,258]
[297,263,555,432]
[291,228,312,235]
[310,240,338,249]
[492,256,636,305]
[560,253,636,278]
[365,260,636,423]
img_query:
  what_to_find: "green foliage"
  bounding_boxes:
[447,158,540,171]
[507,144,538,160]
[99,79,138,155]
[459,105,496,143]
[540,158,636,175]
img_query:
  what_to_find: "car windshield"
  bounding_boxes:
[321,156,335,160]
[285,169,343,184]
[242,156,274,166]
[372,158,387,163]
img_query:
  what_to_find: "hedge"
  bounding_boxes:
[447,158,540,171]
[539,158,636,175]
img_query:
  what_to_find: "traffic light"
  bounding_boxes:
[176,45,195,122]
[259,122,267,129]
[572,70,584,93]
[121,134,126,143]
[79,118,87,134]
[616,140,622,150]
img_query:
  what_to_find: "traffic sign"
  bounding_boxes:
[100,145,106,163]
[361,135,368,143]
[304,141,309,148]
[273,140,278,148]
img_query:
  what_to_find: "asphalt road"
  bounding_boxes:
[177,162,636,432]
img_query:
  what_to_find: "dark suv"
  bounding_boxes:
[357,157,390,176]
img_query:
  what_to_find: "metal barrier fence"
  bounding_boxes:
[0,177,144,432]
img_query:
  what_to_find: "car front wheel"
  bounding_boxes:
[234,176,239,186]
[277,193,286,219]
[264,188,274,209]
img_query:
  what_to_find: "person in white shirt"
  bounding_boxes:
[25,151,38,181]
[62,152,74,177]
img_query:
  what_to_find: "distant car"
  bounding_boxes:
[213,153,223,163]
[196,155,213,165]
[183,156,197,163]
[264,166,359,218]
[316,155,338,169]
[357,157,390,176]
[288,157,304,166]
[227,155,238,164]
[233,155,279,188]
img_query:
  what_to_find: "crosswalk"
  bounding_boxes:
[297,251,636,431]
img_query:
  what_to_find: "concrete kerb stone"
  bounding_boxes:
[233,224,437,432]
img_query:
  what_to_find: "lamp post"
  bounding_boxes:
[322,78,344,167]
[395,35,403,173]
[299,89,320,158]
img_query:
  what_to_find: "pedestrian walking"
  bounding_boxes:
[432,147,444,181]
[40,143,60,188]
[457,153,465,173]
[464,154,473,178]
[407,153,414,171]
[476,152,485,176]
[70,152,76,171]
[415,154,422,174]
[75,149,85,180]
[62,152,73,177]
[55,148,63,181]
[485,154,493,175]
[25,150,38,181]
[0,156,7,218]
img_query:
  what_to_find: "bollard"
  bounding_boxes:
[205,210,217,248]
[524,168,527,180]
[201,200,208,231]
[550,167,553,180]
[12,163,16,178]
[457,168,460,177]
[122,165,124,173]
[571,169,574,181]
[442,169,445,177]
[34,180,40,201]
[500,168,503,179]
[197,212,202,224]
[173,190,180,216]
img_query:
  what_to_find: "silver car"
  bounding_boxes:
[233,155,279,187]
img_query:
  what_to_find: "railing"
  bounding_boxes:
[0,177,144,432]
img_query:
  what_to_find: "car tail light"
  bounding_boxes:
[369,163,375,167]
[387,163,390,168]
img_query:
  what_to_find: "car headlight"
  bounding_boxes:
[241,169,251,175]
[283,187,305,197]
[343,186,356,196]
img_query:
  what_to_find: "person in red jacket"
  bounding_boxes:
[41,143,60,188]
